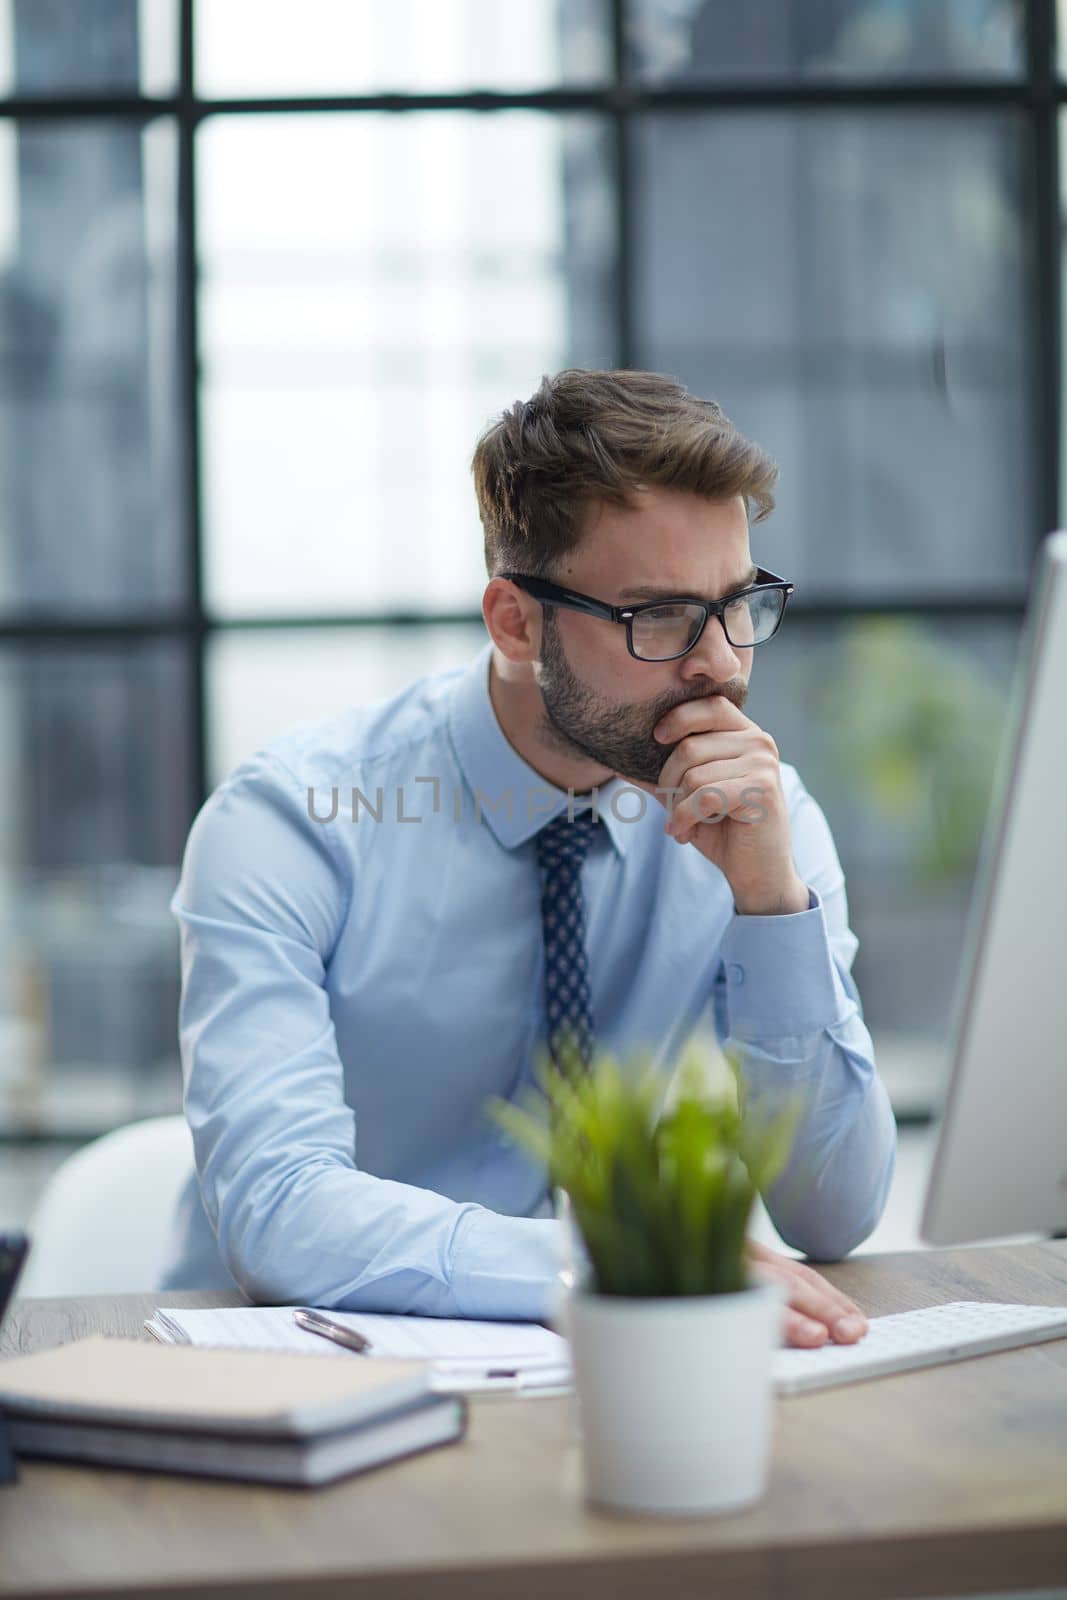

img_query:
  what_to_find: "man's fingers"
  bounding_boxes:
[654,732,754,793]
[763,1268,869,1343]
[789,1260,868,1322]
[654,694,753,745]
[784,1311,830,1348]
[747,1242,869,1345]
[668,773,767,839]
[782,1307,867,1349]
[795,1267,869,1329]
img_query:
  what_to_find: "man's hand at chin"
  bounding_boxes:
[745,1239,870,1347]
[617,693,810,915]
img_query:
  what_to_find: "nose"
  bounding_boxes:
[679,613,741,681]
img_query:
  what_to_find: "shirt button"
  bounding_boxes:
[727,963,745,985]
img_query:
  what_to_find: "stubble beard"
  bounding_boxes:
[534,609,749,787]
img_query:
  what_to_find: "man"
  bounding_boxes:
[160,369,895,1350]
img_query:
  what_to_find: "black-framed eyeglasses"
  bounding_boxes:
[499,567,794,662]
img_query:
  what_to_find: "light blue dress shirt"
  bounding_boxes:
[159,640,896,1316]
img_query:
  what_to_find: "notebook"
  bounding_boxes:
[0,1336,466,1486]
[145,1305,573,1394]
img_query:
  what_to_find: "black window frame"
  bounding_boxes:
[0,0,1057,1144]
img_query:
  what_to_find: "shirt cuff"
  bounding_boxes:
[717,884,855,1038]
[447,1209,564,1322]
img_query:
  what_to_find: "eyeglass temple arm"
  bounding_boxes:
[499,573,615,622]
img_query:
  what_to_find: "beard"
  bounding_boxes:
[534,609,749,787]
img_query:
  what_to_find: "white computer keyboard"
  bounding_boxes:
[773,1301,1067,1395]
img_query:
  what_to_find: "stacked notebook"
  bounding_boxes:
[0,1335,466,1487]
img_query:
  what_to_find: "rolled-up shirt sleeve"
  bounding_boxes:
[712,773,897,1261]
[173,756,561,1319]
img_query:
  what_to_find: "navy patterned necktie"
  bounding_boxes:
[535,811,601,1072]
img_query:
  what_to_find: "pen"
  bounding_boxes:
[292,1307,373,1354]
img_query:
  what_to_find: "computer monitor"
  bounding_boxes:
[921,530,1067,1246]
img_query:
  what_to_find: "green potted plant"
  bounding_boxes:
[488,1033,805,1517]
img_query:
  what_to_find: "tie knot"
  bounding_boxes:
[535,810,600,875]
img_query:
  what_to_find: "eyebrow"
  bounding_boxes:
[615,564,760,605]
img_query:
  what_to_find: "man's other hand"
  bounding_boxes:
[745,1238,870,1348]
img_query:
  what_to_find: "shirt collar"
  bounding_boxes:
[447,640,635,858]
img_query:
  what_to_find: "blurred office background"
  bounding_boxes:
[0,0,1058,1247]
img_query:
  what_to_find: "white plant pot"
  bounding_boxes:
[556,1278,787,1517]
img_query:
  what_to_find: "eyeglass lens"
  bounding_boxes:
[629,590,785,660]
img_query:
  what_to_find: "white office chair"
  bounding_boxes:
[16,1115,195,1297]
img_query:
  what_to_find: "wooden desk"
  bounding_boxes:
[1,1242,1066,1600]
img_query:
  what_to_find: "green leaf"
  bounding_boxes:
[485,1039,805,1298]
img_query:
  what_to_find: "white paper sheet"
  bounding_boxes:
[144,1305,572,1395]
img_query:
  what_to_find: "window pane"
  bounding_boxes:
[198,113,617,618]
[195,0,611,96]
[0,0,177,97]
[0,642,192,1135]
[632,110,1034,601]
[0,118,184,615]
[207,623,486,782]
[627,0,1024,83]
[746,612,1022,1086]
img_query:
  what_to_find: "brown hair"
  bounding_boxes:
[472,368,778,579]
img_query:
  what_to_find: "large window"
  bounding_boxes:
[0,0,1054,1137]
